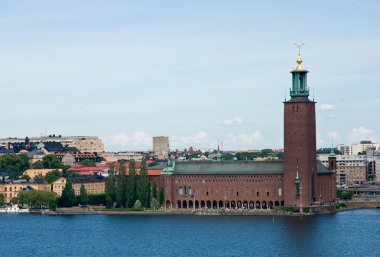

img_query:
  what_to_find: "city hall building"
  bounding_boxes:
[159,54,336,210]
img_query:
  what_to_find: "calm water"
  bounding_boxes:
[1,209,380,257]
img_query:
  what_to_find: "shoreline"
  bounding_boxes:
[0,207,372,216]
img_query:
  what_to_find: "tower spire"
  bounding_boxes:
[290,43,309,98]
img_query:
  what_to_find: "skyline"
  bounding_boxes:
[1,1,379,151]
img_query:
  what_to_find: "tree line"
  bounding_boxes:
[105,159,164,209]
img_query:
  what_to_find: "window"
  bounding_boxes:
[278,188,282,197]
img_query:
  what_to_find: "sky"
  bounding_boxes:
[0,0,379,151]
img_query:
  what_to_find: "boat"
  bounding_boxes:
[0,204,29,214]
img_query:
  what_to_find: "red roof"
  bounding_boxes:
[69,160,158,175]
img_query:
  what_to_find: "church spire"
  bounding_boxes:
[290,43,309,98]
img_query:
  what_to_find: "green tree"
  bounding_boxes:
[116,162,127,208]
[126,160,137,208]
[151,198,160,210]
[62,170,78,178]
[45,170,63,183]
[137,159,149,207]
[60,179,77,207]
[11,190,58,209]
[0,193,5,205]
[0,153,30,177]
[79,184,88,206]
[79,159,96,167]
[134,200,142,210]
[159,188,164,206]
[20,174,31,180]
[105,164,117,208]
[152,183,158,199]
[32,160,44,169]
[42,155,63,169]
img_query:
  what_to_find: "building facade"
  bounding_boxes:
[0,135,104,153]
[153,136,170,159]
[158,54,336,210]
[318,154,367,185]
[52,176,105,196]
[0,180,51,203]
[339,141,379,156]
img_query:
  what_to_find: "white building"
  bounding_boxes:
[339,141,379,156]
[100,152,143,162]
[0,135,104,153]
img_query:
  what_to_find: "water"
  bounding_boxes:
[1,209,380,257]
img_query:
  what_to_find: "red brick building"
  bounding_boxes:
[158,54,336,211]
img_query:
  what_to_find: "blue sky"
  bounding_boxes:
[0,0,379,151]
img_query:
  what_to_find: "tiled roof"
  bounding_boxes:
[173,160,334,175]
[174,161,283,175]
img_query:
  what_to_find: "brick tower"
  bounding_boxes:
[283,52,317,208]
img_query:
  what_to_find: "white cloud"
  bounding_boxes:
[175,131,209,145]
[319,104,335,111]
[224,131,264,149]
[347,127,375,143]
[223,116,243,126]
[102,131,151,150]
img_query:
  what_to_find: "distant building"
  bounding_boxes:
[318,154,366,185]
[100,152,143,162]
[0,180,51,203]
[339,141,379,155]
[23,169,62,179]
[55,153,102,166]
[52,176,106,196]
[367,149,380,182]
[153,136,170,159]
[0,135,104,153]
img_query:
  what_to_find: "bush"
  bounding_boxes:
[336,203,347,209]
[281,206,295,213]
[302,207,310,213]
[88,194,106,206]
[151,198,160,210]
[337,190,353,200]
[133,200,142,211]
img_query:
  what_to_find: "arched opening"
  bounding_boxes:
[201,200,205,208]
[183,201,188,209]
[231,201,236,209]
[195,200,199,209]
[249,201,254,209]
[165,200,170,209]
[177,200,182,209]
[207,200,211,209]
[275,201,280,207]
[237,201,242,209]
[189,200,193,209]
[256,201,261,209]
[262,201,267,209]
[243,201,248,209]
[212,200,217,209]
[225,201,230,208]
[219,200,224,209]
[281,201,284,206]
[269,201,273,209]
